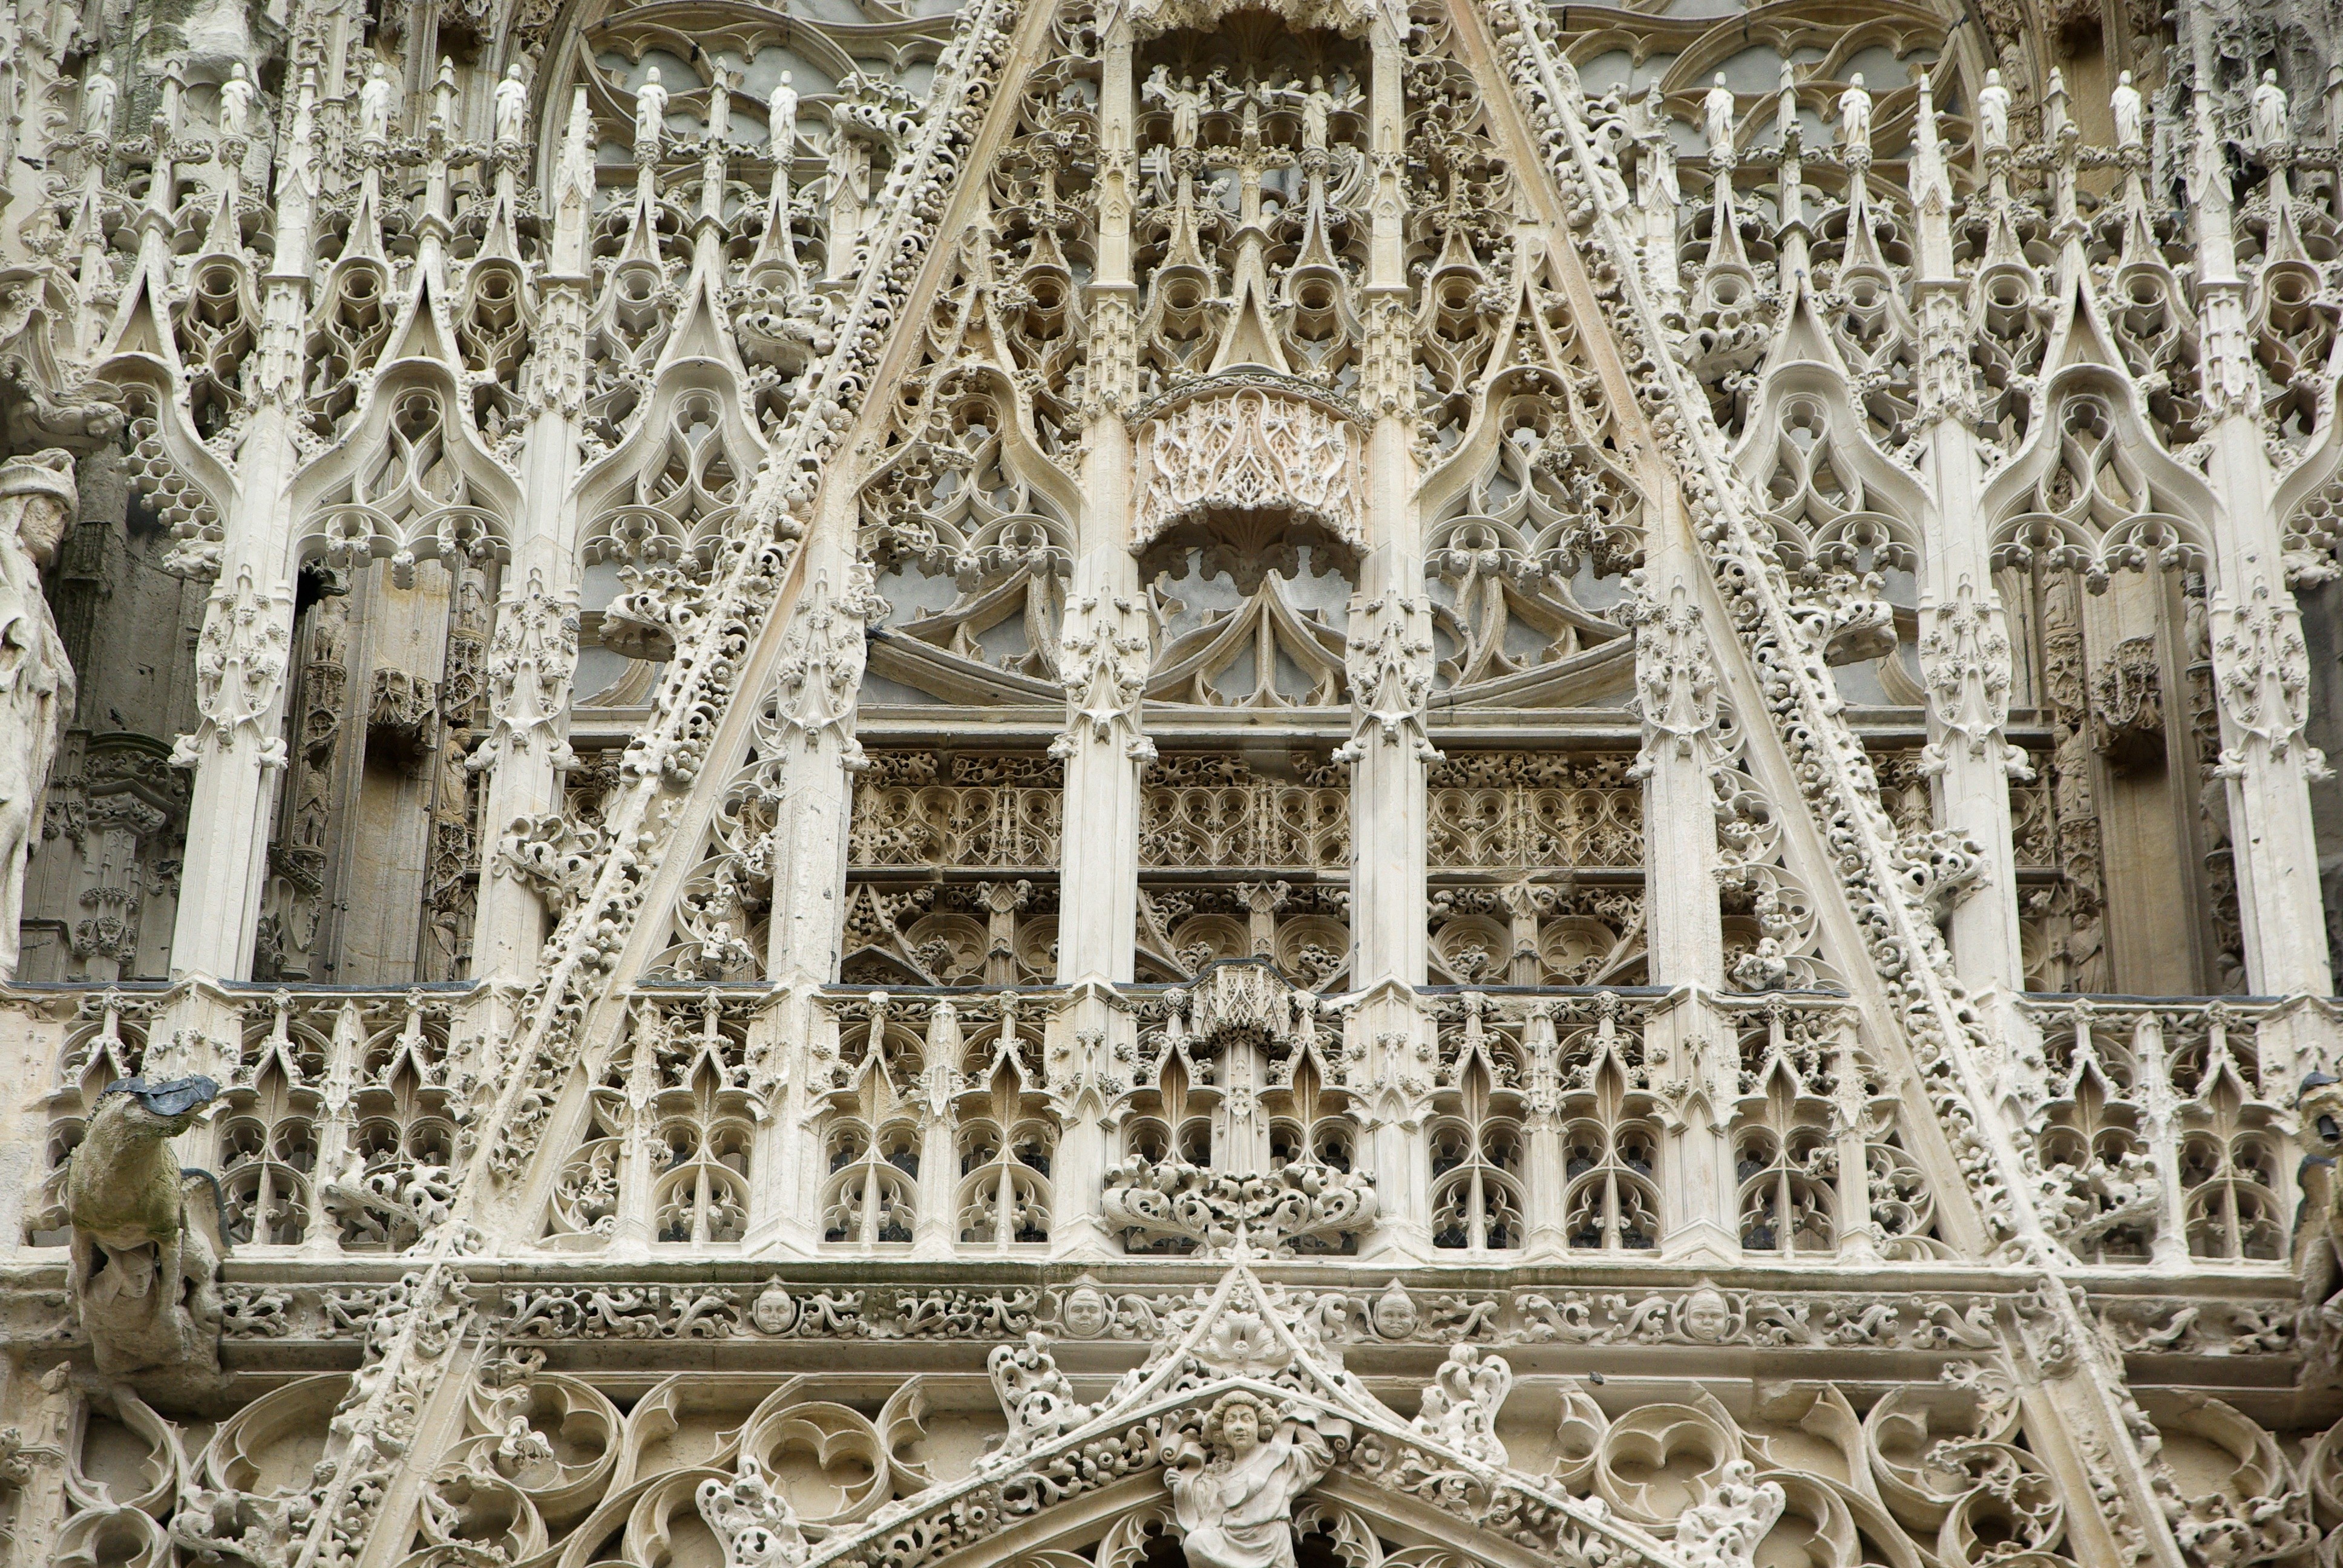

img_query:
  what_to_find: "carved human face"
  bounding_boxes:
[13,494,69,567]
[1062,1287,1107,1338]
[1221,1403,1259,1454]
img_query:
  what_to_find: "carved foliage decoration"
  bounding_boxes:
[1135,386,1364,554]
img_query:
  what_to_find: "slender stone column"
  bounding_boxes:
[1907,82,2025,995]
[1055,20,1145,993]
[2183,87,2335,998]
[169,81,320,981]
[1348,22,1429,996]
[763,535,883,987]
[473,91,594,980]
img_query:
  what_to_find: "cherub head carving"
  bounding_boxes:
[1202,1391,1271,1456]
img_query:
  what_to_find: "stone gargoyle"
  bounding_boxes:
[62,1075,229,1383]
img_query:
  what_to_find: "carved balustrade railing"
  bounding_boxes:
[11,982,2325,1273]
[2011,994,2313,1268]
[24,986,475,1254]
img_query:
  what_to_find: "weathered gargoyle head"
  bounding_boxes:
[94,1075,223,1137]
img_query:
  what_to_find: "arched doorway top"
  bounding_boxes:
[697,1263,1772,1568]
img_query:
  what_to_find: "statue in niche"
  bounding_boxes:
[1161,1393,1335,1568]
[494,62,529,142]
[635,65,669,155]
[1976,68,2010,151]
[218,61,254,139]
[2111,70,2143,149]
[81,59,119,136]
[1274,74,1355,158]
[0,449,77,983]
[769,71,798,154]
[1703,73,1735,153]
[2252,69,2289,147]
[1144,65,1210,151]
[359,60,396,143]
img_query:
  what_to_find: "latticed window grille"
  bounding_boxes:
[334,1001,460,1251]
[820,1011,927,1246]
[2034,1013,2155,1264]
[2168,1011,2284,1262]
[218,1019,324,1247]
[1556,1007,1660,1251]
[953,1017,1055,1249]
[647,1002,758,1245]
[1729,1006,1839,1255]
[1429,998,1527,1251]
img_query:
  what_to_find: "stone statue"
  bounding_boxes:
[80,58,118,136]
[1703,73,1736,152]
[62,1075,228,1382]
[359,60,395,143]
[635,65,669,155]
[769,71,798,155]
[2252,69,2288,147]
[1162,1393,1333,1568]
[1144,65,1208,151]
[2111,70,2143,149]
[218,62,254,140]
[1837,71,1870,154]
[494,62,529,143]
[1976,68,2010,151]
[2295,1074,2343,1335]
[0,449,77,985]
[1291,75,1337,155]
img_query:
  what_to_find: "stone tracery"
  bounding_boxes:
[8,0,2343,1559]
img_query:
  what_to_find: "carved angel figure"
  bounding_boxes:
[1162,1393,1333,1568]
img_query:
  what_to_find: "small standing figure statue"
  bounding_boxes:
[1143,64,1207,151]
[494,63,529,143]
[768,70,798,155]
[1837,70,1871,155]
[1703,73,1736,154]
[81,57,118,137]
[218,62,255,140]
[2252,68,2289,148]
[635,64,669,158]
[358,60,395,145]
[1162,1394,1335,1568]
[1976,67,2011,151]
[0,451,79,984]
[2111,69,2144,149]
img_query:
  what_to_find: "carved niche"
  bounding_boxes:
[1135,384,1364,555]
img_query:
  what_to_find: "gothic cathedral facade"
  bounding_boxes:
[5,0,2343,1558]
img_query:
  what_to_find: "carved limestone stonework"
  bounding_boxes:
[0,450,79,981]
[11,0,2343,1566]
[1135,386,1363,555]
[61,1076,226,1388]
